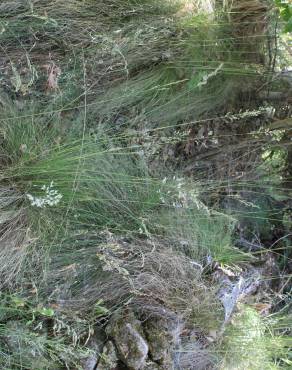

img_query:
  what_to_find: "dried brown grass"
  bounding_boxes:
[47,234,223,330]
[228,0,270,36]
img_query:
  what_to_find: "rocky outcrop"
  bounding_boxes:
[93,308,204,370]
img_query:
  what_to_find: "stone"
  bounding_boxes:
[143,311,183,367]
[81,327,106,370]
[97,341,119,370]
[106,310,148,370]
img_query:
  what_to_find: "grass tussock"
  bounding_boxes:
[0,0,290,368]
[0,294,90,370]
[220,305,292,369]
[46,235,224,328]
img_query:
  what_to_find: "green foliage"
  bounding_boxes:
[156,206,251,265]
[0,0,290,368]
[94,300,109,317]
[275,0,292,32]
[220,305,292,369]
[35,307,55,317]
[0,102,163,236]
[0,294,90,369]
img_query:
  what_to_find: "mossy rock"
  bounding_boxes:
[106,310,148,370]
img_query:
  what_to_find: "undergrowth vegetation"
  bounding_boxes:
[0,0,291,369]
[220,305,292,369]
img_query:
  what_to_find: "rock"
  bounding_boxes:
[81,327,106,370]
[218,276,245,323]
[144,320,171,365]
[106,310,148,370]
[82,343,99,370]
[97,341,119,370]
[143,311,183,367]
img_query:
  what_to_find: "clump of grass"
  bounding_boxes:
[147,176,253,265]
[0,102,230,328]
[0,99,254,295]
[2,107,235,338]
[44,234,224,332]
[0,102,164,287]
[0,1,287,368]
[90,4,271,131]
[1,0,271,119]
[156,206,251,265]
[219,305,292,369]
[0,100,159,223]
[0,294,91,370]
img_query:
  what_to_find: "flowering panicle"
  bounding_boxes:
[26,181,63,208]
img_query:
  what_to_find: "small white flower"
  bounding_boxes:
[26,182,63,208]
